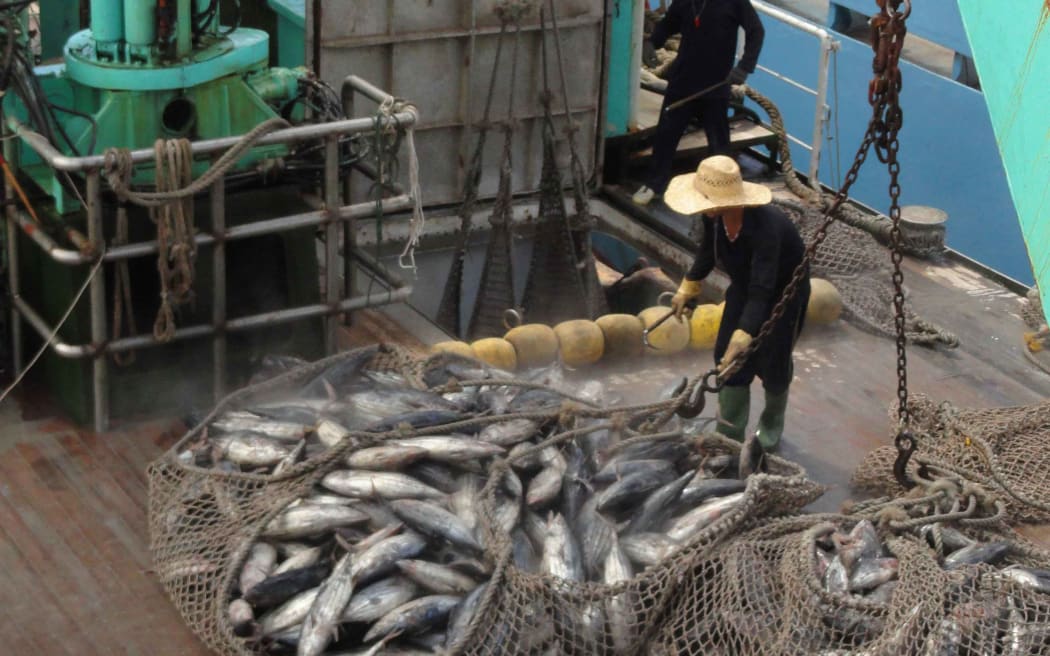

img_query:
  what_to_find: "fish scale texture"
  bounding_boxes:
[148,344,824,655]
[853,393,1050,525]
[451,442,822,656]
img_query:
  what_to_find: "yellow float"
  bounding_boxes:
[595,314,645,358]
[504,323,560,368]
[470,338,518,370]
[638,306,690,354]
[689,303,724,350]
[553,320,605,367]
[431,340,475,359]
[807,278,843,325]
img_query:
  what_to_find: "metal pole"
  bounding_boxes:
[7,111,419,172]
[324,136,341,352]
[809,38,834,191]
[210,172,226,400]
[86,171,108,432]
[4,137,22,375]
[342,83,356,307]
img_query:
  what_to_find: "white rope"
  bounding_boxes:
[379,97,425,275]
[0,256,105,405]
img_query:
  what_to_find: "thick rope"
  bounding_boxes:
[101,118,292,342]
[150,138,196,342]
[101,118,290,207]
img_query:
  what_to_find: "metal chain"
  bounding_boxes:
[869,0,918,486]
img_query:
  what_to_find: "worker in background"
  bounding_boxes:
[633,0,764,206]
[664,155,809,450]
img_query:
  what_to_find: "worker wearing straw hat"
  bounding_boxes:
[666,155,809,450]
[632,0,764,206]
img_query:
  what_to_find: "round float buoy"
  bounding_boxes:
[638,306,690,354]
[595,314,645,358]
[431,340,475,359]
[553,320,605,367]
[505,324,560,368]
[689,303,723,350]
[807,278,843,324]
[471,338,518,370]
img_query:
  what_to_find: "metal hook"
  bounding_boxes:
[892,430,917,489]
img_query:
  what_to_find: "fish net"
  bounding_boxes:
[649,480,1050,656]
[1024,287,1045,330]
[148,344,420,655]
[773,197,957,347]
[852,393,1050,525]
[447,432,824,655]
[148,344,824,655]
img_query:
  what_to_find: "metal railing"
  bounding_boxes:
[751,0,840,190]
[4,76,417,432]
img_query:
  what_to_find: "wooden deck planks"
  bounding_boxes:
[0,427,209,655]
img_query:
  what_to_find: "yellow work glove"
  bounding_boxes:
[718,329,753,372]
[671,278,703,319]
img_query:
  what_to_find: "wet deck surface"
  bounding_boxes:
[0,309,424,656]
[1,197,1049,652]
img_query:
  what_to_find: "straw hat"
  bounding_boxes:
[664,155,772,215]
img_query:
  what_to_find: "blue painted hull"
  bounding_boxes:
[957,0,1050,313]
[748,6,1029,284]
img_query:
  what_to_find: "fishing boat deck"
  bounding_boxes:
[2,176,1049,652]
[0,309,425,656]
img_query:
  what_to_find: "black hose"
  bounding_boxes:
[47,103,99,155]
[221,0,241,36]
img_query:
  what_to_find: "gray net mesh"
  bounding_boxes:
[148,345,824,655]
[852,393,1050,524]
[650,484,1050,656]
[775,199,958,347]
[1024,287,1045,330]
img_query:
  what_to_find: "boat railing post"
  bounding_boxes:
[211,166,227,401]
[809,35,837,191]
[323,135,341,353]
[4,129,23,376]
[86,170,109,433]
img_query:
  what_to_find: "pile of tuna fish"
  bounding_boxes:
[177,352,757,655]
[813,519,1050,651]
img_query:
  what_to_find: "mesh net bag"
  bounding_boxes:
[852,393,1050,524]
[773,198,958,347]
[649,482,1050,656]
[148,343,427,656]
[149,344,825,655]
[448,433,825,655]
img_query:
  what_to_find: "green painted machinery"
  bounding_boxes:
[4,0,309,214]
[1,0,334,426]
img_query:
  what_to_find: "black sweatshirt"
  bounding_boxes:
[651,0,765,99]
[686,205,807,336]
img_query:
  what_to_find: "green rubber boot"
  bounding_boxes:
[717,385,751,442]
[755,388,789,451]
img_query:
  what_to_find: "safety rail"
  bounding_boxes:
[3,75,417,432]
[751,0,840,190]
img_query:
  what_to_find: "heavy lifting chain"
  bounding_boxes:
[674,1,915,483]
[870,0,922,488]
